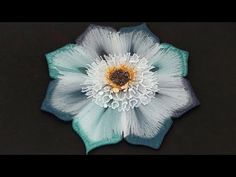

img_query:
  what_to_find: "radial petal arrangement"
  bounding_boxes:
[41,23,200,153]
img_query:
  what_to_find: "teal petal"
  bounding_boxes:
[119,23,160,43]
[149,43,189,77]
[125,118,173,149]
[45,44,93,79]
[72,103,123,153]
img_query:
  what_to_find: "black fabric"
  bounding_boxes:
[0,22,235,154]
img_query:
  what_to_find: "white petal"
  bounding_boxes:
[118,32,160,60]
[76,24,161,61]
[119,23,160,43]
[76,24,128,59]
[123,76,199,138]
[124,118,172,149]
[156,75,200,118]
[119,23,161,59]
[122,108,171,138]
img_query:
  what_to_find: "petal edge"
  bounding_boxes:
[119,23,160,43]
[125,118,173,149]
[45,44,93,79]
[149,43,189,77]
[72,104,123,154]
[72,120,122,154]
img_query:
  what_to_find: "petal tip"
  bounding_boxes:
[44,44,77,79]
[41,80,75,121]
[76,24,117,45]
[125,118,173,150]
[119,23,160,43]
[72,118,122,154]
[72,119,91,153]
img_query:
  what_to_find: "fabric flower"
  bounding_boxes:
[41,23,200,153]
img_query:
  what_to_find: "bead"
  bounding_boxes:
[112,88,119,93]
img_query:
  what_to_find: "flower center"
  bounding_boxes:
[82,53,159,112]
[110,69,130,86]
[105,64,136,93]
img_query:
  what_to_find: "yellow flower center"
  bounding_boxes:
[105,64,136,93]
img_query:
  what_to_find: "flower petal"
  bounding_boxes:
[124,76,199,149]
[125,118,172,149]
[45,44,94,79]
[119,23,160,43]
[72,103,123,153]
[122,101,173,137]
[119,23,161,59]
[157,75,200,118]
[76,24,128,59]
[149,43,189,77]
[41,72,90,121]
[122,107,173,149]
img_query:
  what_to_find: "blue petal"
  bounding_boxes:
[149,43,189,77]
[45,44,93,79]
[72,103,123,153]
[125,118,173,149]
[41,80,73,121]
[41,77,89,121]
[119,23,160,43]
[156,76,200,118]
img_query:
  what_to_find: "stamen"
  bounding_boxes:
[105,64,137,93]
[110,69,130,86]
[112,88,120,93]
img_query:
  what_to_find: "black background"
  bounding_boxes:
[0,22,235,155]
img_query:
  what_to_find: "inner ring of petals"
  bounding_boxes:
[105,64,136,93]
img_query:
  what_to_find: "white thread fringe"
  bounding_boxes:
[81,53,159,112]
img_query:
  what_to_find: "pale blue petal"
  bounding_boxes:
[41,72,90,121]
[149,43,189,77]
[72,103,123,153]
[42,80,71,121]
[76,25,127,59]
[118,23,161,59]
[119,23,160,43]
[122,105,173,149]
[45,44,94,79]
[171,78,200,118]
[124,75,199,149]
[125,118,173,149]
[157,76,200,118]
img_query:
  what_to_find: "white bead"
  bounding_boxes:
[98,91,104,95]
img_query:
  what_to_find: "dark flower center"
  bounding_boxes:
[109,69,130,86]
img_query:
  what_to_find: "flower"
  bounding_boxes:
[41,23,200,153]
